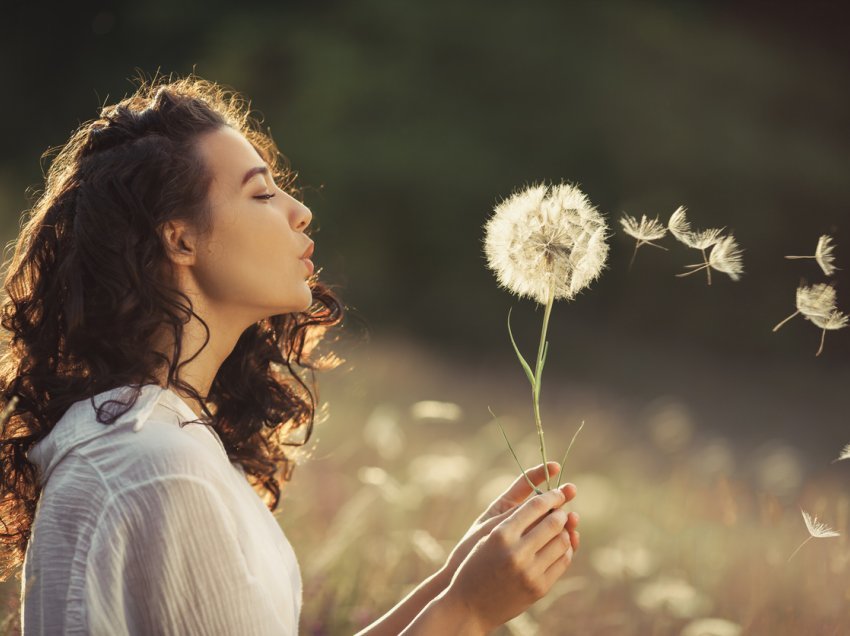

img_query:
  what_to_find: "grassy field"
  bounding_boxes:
[2,331,849,634]
[280,331,850,635]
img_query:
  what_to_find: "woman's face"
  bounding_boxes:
[186,125,314,322]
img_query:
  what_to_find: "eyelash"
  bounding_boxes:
[254,193,276,200]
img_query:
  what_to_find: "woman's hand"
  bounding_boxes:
[440,462,579,583]
[441,487,579,633]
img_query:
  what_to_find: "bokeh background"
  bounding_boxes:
[2,1,850,634]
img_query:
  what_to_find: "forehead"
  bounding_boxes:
[197,126,267,192]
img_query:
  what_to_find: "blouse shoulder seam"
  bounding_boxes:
[91,472,232,534]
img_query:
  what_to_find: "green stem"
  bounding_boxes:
[533,274,556,490]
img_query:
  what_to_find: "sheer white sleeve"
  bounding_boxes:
[84,475,295,635]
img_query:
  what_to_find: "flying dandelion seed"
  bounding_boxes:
[772,283,838,332]
[668,205,694,245]
[788,509,840,562]
[676,234,744,284]
[620,213,668,268]
[483,180,607,489]
[785,234,840,277]
[831,443,850,463]
[668,206,729,285]
[807,309,849,357]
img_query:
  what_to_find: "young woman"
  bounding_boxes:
[0,73,580,635]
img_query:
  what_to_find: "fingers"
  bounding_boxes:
[499,489,566,540]
[536,529,574,570]
[558,481,578,503]
[566,511,580,552]
[496,462,561,511]
[541,543,574,589]
[522,507,569,554]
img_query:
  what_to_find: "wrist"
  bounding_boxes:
[434,583,491,636]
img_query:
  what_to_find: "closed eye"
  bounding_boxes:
[254,193,276,200]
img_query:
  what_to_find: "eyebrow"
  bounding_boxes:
[241,165,269,187]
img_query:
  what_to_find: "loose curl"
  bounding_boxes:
[0,72,350,583]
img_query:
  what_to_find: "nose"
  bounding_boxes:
[294,202,312,231]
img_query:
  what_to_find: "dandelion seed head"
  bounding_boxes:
[688,228,725,250]
[807,309,849,331]
[668,205,692,243]
[815,234,838,276]
[796,283,838,319]
[620,214,667,242]
[801,508,840,538]
[708,235,744,280]
[668,206,724,249]
[834,443,850,463]
[483,181,609,304]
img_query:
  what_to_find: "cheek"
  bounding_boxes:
[194,217,294,303]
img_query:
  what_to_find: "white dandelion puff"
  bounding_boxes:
[831,443,850,464]
[620,213,668,268]
[807,309,849,357]
[785,234,840,277]
[483,181,610,305]
[675,234,744,284]
[788,509,840,562]
[772,283,837,332]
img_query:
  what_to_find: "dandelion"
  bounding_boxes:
[675,234,744,284]
[787,509,840,562]
[831,443,850,464]
[668,206,730,285]
[620,213,668,268]
[807,309,849,357]
[772,283,837,332]
[483,180,607,490]
[785,234,839,276]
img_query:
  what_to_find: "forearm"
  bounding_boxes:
[396,587,490,636]
[354,566,453,636]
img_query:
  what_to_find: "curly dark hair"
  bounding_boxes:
[0,71,349,583]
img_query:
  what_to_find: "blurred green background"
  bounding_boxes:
[3,1,850,633]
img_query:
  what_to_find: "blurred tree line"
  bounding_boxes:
[2,0,849,375]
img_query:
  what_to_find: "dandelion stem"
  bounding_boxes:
[787,535,813,562]
[629,241,640,270]
[675,265,709,278]
[816,329,826,357]
[784,255,814,260]
[772,311,799,332]
[556,420,585,489]
[533,273,556,490]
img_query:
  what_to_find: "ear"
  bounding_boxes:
[159,218,198,266]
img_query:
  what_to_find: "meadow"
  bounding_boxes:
[278,330,850,635]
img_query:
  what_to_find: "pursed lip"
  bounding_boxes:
[300,241,314,259]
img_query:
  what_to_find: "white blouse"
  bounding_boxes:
[21,383,302,635]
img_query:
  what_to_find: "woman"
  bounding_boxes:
[0,73,580,634]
